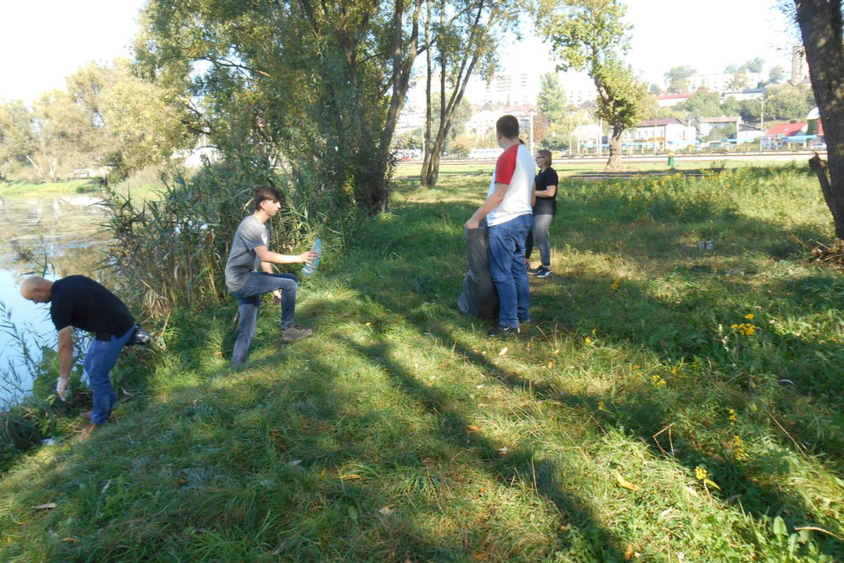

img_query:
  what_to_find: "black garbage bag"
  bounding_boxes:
[458,221,499,320]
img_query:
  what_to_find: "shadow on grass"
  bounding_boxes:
[341,335,627,561]
[331,179,844,555]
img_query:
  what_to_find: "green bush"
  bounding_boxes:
[103,153,355,318]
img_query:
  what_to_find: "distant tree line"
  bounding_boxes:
[0,60,191,184]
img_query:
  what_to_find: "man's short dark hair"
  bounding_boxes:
[253,185,281,211]
[496,115,520,140]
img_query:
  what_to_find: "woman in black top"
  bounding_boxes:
[526,149,558,278]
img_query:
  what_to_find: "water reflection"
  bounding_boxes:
[0,194,110,407]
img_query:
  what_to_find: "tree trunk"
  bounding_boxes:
[421,0,433,188]
[605,124,625,171]
[421,0,498,188]
[794,0,844,239]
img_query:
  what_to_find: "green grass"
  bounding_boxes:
[1,165,843,561]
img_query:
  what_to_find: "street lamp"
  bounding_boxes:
[754,94,778,145]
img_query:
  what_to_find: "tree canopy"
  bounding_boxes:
[539,0,650,170]
[136,0,427,214]
[537,72,568,126]
[664,66,696,93]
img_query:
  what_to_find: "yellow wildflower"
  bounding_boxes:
[730,323,756,336]
[610,279,620,291]
[695,466,708,481]
[744,313,755,320]
[732,435,747,461]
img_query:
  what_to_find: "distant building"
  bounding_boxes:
[721,88,765,102]
[463,71,540,106]
[395,106,426,134]
[763,121,809,148]
[687,73,732,92]
[697,116,742,138]
[623,118,696,150]
[655,93,693,107]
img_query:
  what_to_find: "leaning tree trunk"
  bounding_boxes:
[605,124,625,171]
[794,0,844,240]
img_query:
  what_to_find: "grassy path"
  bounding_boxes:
[1,165,843,561]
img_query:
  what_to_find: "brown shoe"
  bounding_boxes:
[80,411,93,421]
[78,422,99,441]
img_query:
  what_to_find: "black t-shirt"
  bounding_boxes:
[50,275,135,340]
[533,167,559,216]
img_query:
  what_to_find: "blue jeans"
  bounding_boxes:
[230,272,298,366]
[525,213,554,267]
[488,213,533,328]
[83,326,134,424]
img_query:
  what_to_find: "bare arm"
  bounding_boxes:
[535,184,557,198]
[56,327,73,400]
[531,181,537,207]
[254,246,317,265]
[465,183,509,229]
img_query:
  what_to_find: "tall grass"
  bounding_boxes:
[103,155,355,318]
[0,164,842,561]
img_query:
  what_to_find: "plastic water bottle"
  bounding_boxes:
[302,238,321,277]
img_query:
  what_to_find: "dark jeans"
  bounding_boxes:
[83,326,134,424]
[488,213,533,328]
[230,272,298,366]
[525,213,554,267]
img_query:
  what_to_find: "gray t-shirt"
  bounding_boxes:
[225,215,270,292]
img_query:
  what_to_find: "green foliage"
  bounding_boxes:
[728,72,752,89]
[537,72,568,125]
[136,0,429,214]
[675,89,724,118]
[769,65,786,84]
[103,158,353,318]
[539,0,651,168]
[664,65,696,93]
[765,83,815,121]
[0,100,36,181]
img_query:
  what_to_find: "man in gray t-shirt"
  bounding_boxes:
[225,186,318,366]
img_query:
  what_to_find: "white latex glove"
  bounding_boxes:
[56,377,69,401]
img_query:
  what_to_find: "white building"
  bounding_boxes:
[623,118,696,150]
[697,116,743,138]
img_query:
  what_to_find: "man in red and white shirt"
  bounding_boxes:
[465,115,536,335]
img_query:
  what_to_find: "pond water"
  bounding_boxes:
[0,193,110,407]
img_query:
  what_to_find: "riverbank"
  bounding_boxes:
[1,165,842,560]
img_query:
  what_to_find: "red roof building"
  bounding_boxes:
[765,122,807,138]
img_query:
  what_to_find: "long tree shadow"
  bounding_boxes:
[339,334,628,561]
[330,178,844,555]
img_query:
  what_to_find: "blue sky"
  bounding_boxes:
[0,0,794,105]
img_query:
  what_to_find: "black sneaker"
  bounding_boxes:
[527,267,541,276]
[535,266,552,278]
[488,325,520,336]
[282,325,314,342]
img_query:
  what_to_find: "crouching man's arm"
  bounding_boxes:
[56,327,73,401]
[256,246,319,304]
[255,246,317,266]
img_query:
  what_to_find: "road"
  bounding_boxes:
[420,150,825,166]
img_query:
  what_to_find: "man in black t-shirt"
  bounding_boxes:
[20,275,135,440]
